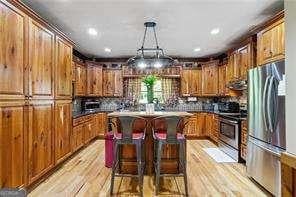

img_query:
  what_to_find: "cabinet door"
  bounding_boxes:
[54,100,72,164]
[271,20,285,61]
[232,52,240,80]
[196,113,207,137]
[28,19,55,100]
[93,66,103,96]
[75,63,86,96]
[218,65,226,96]
[202,62,218,96]
[114,70,123,97]
[71,124,84,152]
[226,55,234,84]
[181,69,191,96]
[0,101,26,188]
[184,116,197,137]
[238,44,252,80]
[71,61,76,82]
[86,66,94,96]
[204,113,213,137]
[191,69,202,96]
[0,2,26,100]
[84,120,94,143]
[55,37,72,99]
[28,100,54,184]
[95,113,107,138]
[103,70,114,96]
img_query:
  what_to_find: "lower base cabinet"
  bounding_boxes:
[184,112,218,142]
[28,100,55,184]
[71,124,84,152]
[0,101,26,188]
[54,100,72,165]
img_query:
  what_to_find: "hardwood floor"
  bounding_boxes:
[29,140,268,196]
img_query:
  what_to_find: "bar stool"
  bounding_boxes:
[152,116,188,196]
[110,116,147,196]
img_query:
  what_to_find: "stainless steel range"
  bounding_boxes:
[218,113,245,162]
[217,102,245,162]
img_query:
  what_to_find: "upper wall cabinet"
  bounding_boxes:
[28,19,55,100]
[86,62,103,97]
[74,62,86,96]
[103,69,123,97]
[202,61,219,96]
[0,2,27,100]
[181,68,202,97]
[227,38,255,82]
[257,16,285,66]
[55,37,73,99]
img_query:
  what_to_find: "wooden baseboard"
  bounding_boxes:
[281,152,296,197]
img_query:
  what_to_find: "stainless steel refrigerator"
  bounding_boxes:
[247,60,285,196]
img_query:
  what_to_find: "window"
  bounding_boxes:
[139,80,163,104]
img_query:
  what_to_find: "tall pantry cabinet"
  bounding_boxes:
[0,0,73,188]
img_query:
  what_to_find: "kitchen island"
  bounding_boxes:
[108,111,193,175]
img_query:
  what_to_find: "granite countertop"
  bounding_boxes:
[72,109,246,119]
[108,111,194,117]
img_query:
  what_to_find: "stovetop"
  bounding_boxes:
[218,112,247,120]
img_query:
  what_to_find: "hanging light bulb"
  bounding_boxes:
[153,61,162,68]
[138,61,147,69]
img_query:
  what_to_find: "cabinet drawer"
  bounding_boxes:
[73,117,85,126]
[241,144,247,160]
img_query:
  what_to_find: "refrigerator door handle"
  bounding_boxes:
[262,76,271,132]
[267,76,279,133]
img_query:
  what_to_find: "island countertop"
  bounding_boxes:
[108,111,193,117]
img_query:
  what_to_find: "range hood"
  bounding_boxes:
[227,80,247,90]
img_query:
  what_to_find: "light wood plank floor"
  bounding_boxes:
[29,140,269,197]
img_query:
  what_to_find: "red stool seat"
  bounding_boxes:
[154,132,185,140]
[114,132,144,140]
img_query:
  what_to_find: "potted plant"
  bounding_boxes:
[142,75,158,113]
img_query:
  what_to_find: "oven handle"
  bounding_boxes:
[220,119,238,124]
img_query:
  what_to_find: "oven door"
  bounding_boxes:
[219,118,239,149]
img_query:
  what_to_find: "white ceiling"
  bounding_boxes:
[23,0,283,58]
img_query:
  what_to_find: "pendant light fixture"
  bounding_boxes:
[127,22,174,69]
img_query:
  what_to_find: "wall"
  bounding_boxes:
[285,0,296,155]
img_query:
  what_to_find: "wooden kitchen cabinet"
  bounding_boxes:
[0,2,27,100]
[71,123,84,152]
[218,64,227,96]
[181,68,202,97]
[181,69,191,96]
[202,61,219,96]
[103,69,123,97]
[28,100,54,184]
[86,64,103,97]
[75,62,87,96]
[237,43,253,80]
[0,101,26,188]
[94,113,107,138]
[241,120,248,160]
[54,100,72,164]
[257,16,285,66]
[55,37,73,100]
[184,113,207,138]
[28,18,55,100]
[84,115,95,144]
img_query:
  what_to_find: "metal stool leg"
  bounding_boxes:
[110,141,118,195]
[180,141,188,196]
[136,141,143,196]
[155,141,162,195]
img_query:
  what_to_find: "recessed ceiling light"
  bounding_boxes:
[104,48,111,53]
[88,28,98,36]
[211,28,220,35]
[194,47,201,52]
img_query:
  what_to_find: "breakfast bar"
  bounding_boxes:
[108,111,193,175]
